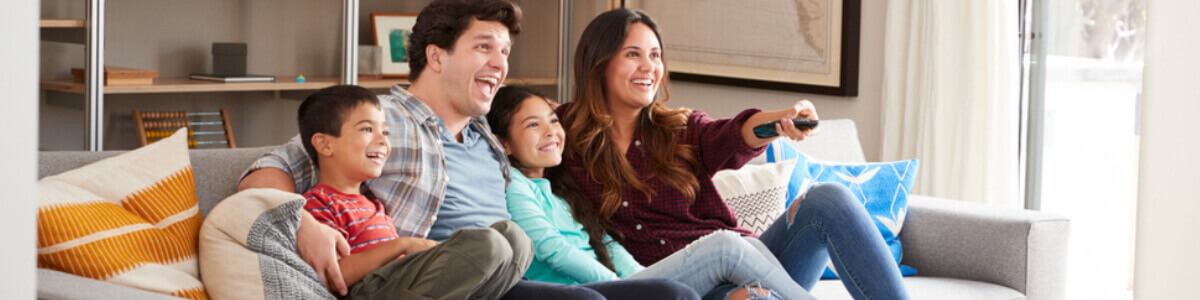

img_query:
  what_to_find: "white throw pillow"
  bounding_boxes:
[712,159,796,235]
[36,128,208,299]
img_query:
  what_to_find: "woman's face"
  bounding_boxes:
[603,22,663,113]
[502,96,565,174]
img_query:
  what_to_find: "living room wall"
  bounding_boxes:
[664,2,887,161]
[2,1,39,297]
[570,1,887,161]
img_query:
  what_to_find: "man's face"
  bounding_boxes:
[440,19,511,118]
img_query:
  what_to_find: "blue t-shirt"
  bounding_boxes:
[426,122,510,241]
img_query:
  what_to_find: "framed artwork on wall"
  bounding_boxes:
[621,0,861,96]
[371,13,419,78]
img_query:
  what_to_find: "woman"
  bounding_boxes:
[556,9,910,300]
[487,85,811,300]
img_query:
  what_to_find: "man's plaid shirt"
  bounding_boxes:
[244,85,511,238]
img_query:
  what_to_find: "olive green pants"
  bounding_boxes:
[345,220,533,300]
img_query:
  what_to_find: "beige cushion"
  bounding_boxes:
[199,188,317,300]
[36,128,207,299]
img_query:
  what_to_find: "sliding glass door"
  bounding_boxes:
[1022,0,1144,298]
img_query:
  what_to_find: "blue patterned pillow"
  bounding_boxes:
[766,141,918,279]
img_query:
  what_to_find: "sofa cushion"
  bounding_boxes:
[36,128,207,299]
[199,188,333,300]
[811,277,1025,300]
[712,159,795,235]
[39,146,277,218]
[37,268,183,300]
[767,141,919,279]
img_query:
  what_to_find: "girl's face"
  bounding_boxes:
[502,96,565,176]
[603,22,663,113]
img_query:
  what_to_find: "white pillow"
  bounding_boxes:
[712,159,796,235]
[36,128,208,299]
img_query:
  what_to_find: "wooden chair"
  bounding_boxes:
[132,108,236,148]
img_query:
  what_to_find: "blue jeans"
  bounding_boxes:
[758,183,910,300]
[627,231,813,300]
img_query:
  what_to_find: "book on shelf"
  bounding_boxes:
[189,74,276,83]
[72,66,159,86]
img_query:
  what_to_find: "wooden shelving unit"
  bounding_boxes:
[40,77,342,94]
[40,19,85,28]
[357,77,558,89]
[41,76,558,94]
[40,0,569,151]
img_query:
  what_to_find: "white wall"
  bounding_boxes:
[0,1,40,298]
[664,1,887,161]
[1133,0,1200,298]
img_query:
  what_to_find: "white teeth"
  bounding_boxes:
[477,77,499,85]
[633,79,652,85]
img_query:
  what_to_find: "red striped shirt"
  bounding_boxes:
[303,184,399,254]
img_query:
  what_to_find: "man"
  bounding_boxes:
[238,1,695,299]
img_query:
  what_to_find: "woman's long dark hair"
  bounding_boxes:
[563,9,699,220]
[487,85,621,272]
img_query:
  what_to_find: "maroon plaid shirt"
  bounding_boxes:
[557,103,765,265]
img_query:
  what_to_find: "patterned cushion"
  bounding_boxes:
[200,188,332,300]
[36,128,208,299]
[766,141,919,279]
[712,159,796,235]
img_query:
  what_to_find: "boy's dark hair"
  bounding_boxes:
[298,85,381,168]
[407,0,522,81]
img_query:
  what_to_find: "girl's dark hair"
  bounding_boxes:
[486,85,621,272]
[547,165,621,273]
[486,85,546,143]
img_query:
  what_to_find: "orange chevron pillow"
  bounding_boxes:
[37,128,208,300]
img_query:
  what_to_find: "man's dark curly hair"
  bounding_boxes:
[407,0,521,81]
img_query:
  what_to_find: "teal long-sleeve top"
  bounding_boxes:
[505,167,645,284]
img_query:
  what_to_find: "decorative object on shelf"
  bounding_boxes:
[212,43,248,76]
[296,75,306,83]
[191,43,276,83]
[71,66,158,86]
[188,74,276,83]
[358,45,383,79]
[132,109,237,148]
[371,13,418,78]
[622,0,861,96]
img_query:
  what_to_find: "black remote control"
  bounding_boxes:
[752,118,819,138]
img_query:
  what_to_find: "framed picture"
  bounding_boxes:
[621,0,860,96]
[371,13,419,78]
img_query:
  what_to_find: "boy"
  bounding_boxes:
[296,85,526,299]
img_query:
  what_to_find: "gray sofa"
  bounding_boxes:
[36,119,1068,299]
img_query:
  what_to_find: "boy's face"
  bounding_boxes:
[439,19,511,118]
[318,103,391,182]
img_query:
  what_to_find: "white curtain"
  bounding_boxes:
[881,0,1021,208]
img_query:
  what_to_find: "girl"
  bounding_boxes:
[555,9,910,300]
[488,86,811,300]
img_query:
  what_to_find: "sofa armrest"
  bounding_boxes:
[899,195,1069,300]
[37,269,183,300]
